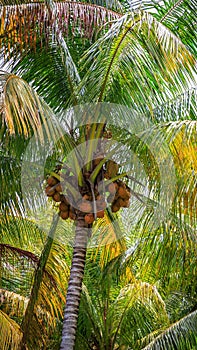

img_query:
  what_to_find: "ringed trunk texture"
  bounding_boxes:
[60,215,90,350]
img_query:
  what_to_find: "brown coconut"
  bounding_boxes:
[69,208,77,220]
[79,201,92,213]
[53,192,61,202]
[107,194,114,203]
[84,213,94,224]
[55,183,63,193]
[83,194,92,201]
[60,195,69,205]
[108,182,118,194]
[45,185,56,197]
[97,210,105,218]
[96,199,107,211]
[59,201,69,212]
[117,198,130,208]
[111,201,120,213]
[59,211,69,220]
[47,176,58,186]
[118,186,130,200]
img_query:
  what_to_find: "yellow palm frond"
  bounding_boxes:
[0,71,44,137]
[90,208,126,268]
[0,310,22,350]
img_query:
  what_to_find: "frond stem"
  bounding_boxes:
[98,21,138,102]
[160,0,184,23]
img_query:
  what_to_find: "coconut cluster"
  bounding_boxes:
[45,160,131,224]
[46,174,76,221]
[107,180,131,212]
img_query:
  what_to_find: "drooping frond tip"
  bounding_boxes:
[0,1,121,56]
[0,70,50,137]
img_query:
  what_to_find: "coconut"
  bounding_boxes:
[97,210,105,218]
[104,172,110,179]
[107,194,114,203]
[69,209,76,221]
[116,198,130,208]
[55,183,62,193]
[106,160,119,179]
[79,201,92,213]
[83,194,92,201]
[93,156,104,167]
[108,182,118,194]
[111,201,121,213]
[53,192,61,202]
[45,185,55,197]
[59,211,69,220]
[47,176,58,186]
[96,194,102,201]
[96,199,107,210]
[122,199,130,208]
[60,195,69,205]
[118,186,130,200]
[84,213,94,224]
[59,201,69,212]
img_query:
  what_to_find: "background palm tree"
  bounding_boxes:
[0,0,197,349]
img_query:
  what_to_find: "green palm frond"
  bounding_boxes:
[0,1,122,101]
[45,0,81,93]
[0,215,45,253]
[90,208,126,262]
[142,310,197,350]
[0,243,39,296]
[12,45,79,112]
[77,279,169,349]
[19,215,70,349]
[80,11,196,108]
[152,0,196,58]
[0,70,77,214]
[0,310,22,350]
[162,120,197,224]
[112,281,169,348]
[0,216,70,349]
[153,87,197,122]
[125,0,196,57]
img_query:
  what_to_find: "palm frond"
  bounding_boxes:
[90,208,126,261]
[20,215,70,349]
[11,44,77,112]
[0,243,39,296]
[0,310,22,350]
[0,289,28,320]
[0,1,121,56]
[142,310,197,350]
[153,0,197,57]
[45,0,81,93]
[80,0,124,12]
[153,87,197,122]
[0,214,45,253]
[163,120,197,225]
[80,11,196,108]
[124,0,197,57]
[77,279,169,349]
[0,70,46,137]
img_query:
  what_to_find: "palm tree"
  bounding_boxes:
[0,0,197,349]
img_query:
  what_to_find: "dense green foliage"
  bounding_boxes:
[0,0,197,349]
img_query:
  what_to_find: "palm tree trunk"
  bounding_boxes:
[60,214,90,350]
